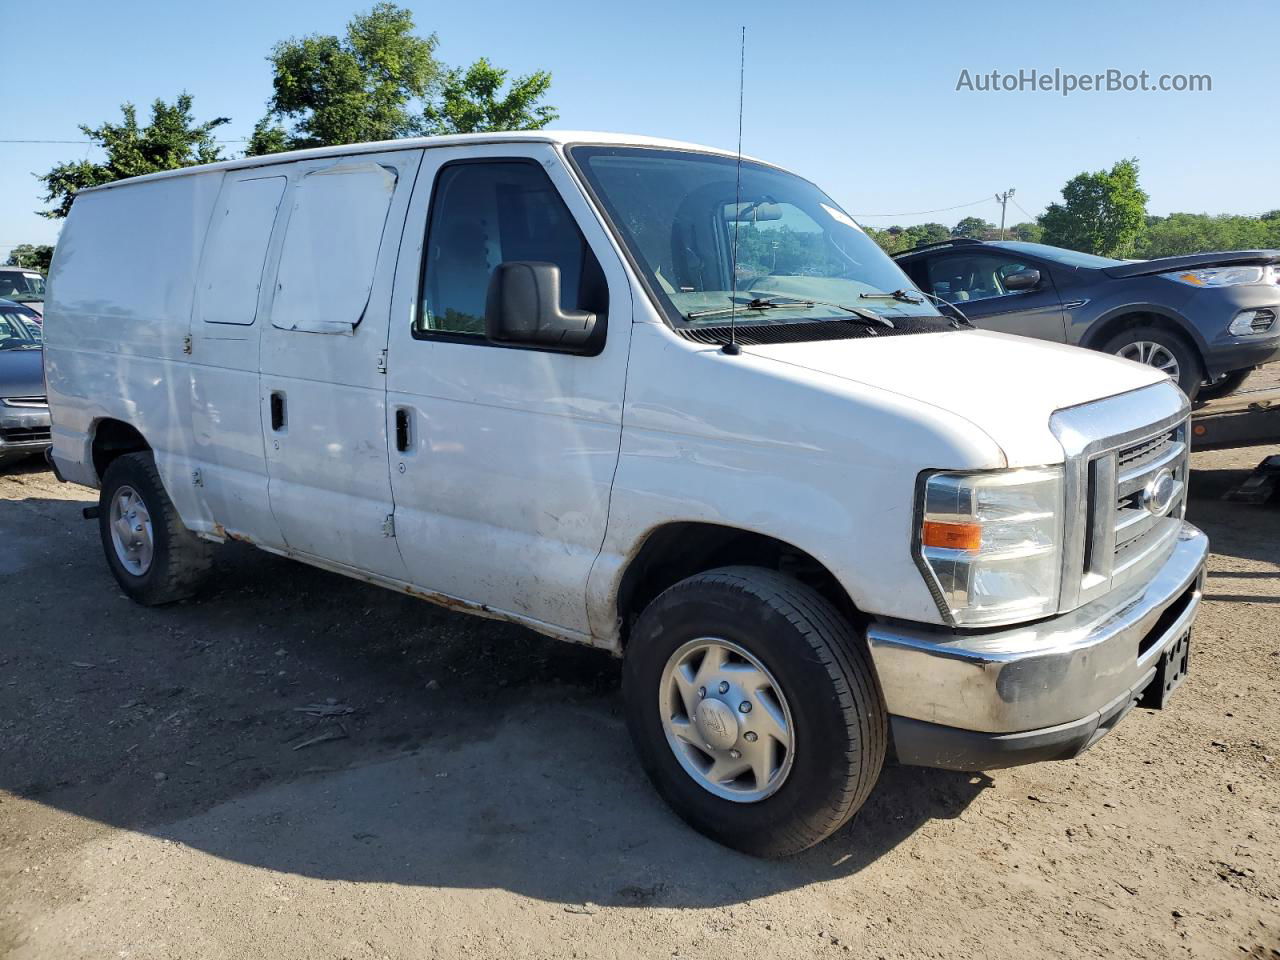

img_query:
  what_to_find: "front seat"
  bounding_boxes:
[945,274,970,302]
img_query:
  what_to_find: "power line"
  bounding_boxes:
[0,138,249,144]
[1010,196,1039,223]
[850,196,994,218]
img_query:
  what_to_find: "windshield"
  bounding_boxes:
[570,146,940,325]
[991,242,1122,269]
[0,310,40,349]
[0,272,46,303]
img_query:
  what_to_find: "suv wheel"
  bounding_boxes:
[98,452,213,605]
[1103,325,1204,400]
[622,566,886,857]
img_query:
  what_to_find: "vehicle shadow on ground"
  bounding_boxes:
[1189,463,1280,567]
[2,484,988,907]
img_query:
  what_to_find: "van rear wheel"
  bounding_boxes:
[98,452,212,605]
[622,566,886,857]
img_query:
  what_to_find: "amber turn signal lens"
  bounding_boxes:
[922,520,982,552]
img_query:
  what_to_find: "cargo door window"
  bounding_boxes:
[271,162,399,334]
[195,175,286,326]
[414,160,606,342]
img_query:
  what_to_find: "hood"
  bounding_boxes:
[744,329,1167,466]
[0,347,45,399]
[1102,249,1280,279]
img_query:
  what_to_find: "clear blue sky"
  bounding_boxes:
[5,0,1277,259]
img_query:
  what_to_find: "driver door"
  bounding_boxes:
[383,143,634,636]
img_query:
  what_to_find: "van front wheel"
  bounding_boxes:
[622,566,886,857]
[98,452,212,605]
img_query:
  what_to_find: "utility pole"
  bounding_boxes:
[995,188,1016,240]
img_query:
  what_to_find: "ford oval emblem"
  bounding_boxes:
[1141,468,1177,518]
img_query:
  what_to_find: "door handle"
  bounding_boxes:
[394,407,412,452]
[270,391,287,431]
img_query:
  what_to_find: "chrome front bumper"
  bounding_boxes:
[867,522,1208,770]
[0,404,51,459]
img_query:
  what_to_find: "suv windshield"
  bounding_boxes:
[0,310,40,349]
[0,272,46,303]
[570,146,940,326]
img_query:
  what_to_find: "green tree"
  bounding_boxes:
[1006,221,1043,243]
[37,94,228,218]
[951,216,994,239]
[422,57,557,135]
[5,244,55,272]
[900,222,950,249]
[1136,212,1279,258]
[248,2,440,154]
[862,226,900,255]
[248,4,559,155]
[1039,158,1148,257]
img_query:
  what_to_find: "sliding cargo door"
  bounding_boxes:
[258,149,422,579]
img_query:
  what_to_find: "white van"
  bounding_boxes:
[44,132,1206,856]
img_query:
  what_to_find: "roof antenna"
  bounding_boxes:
[722,25,746,356]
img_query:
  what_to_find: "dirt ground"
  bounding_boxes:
[1,432,1277,958]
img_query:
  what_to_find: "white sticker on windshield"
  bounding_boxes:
[821,203,863,232]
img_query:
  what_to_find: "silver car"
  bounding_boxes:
[0,300,49,466]
[0,266,46,316]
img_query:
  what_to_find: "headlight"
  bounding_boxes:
[1160,266,1265,287]
[916,467,1064,626]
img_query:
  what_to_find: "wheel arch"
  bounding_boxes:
[1080,305,1207,355]
[614,521,860,648]
[90,418,150,484]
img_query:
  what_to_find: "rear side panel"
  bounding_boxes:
[44,173,223,506]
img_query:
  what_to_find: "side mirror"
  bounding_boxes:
[485,261,597,349]
[1003,268,1040,292]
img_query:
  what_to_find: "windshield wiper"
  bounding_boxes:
[686,297,812,320]
[858,289,925,304]
[916,289,974,327]
[687,296,894,328]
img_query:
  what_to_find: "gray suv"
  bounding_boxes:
[894,239,1280,400]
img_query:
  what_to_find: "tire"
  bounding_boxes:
[1196,367,1254,402]
[97,452,212,605]
[1102,325,1204,400]
[622,566,887,858]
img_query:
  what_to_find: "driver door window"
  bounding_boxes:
[416,160,601,340]
[925,251,1066,340]
[926,253,1033,303]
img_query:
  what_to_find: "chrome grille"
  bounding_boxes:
[1117,429,1175,471]
[1,396,47,407]
[1110,424,1188,575]
[0,426,51,443]
[1050,382,1192,613]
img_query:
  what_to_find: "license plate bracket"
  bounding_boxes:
[1142,630,1191,710]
